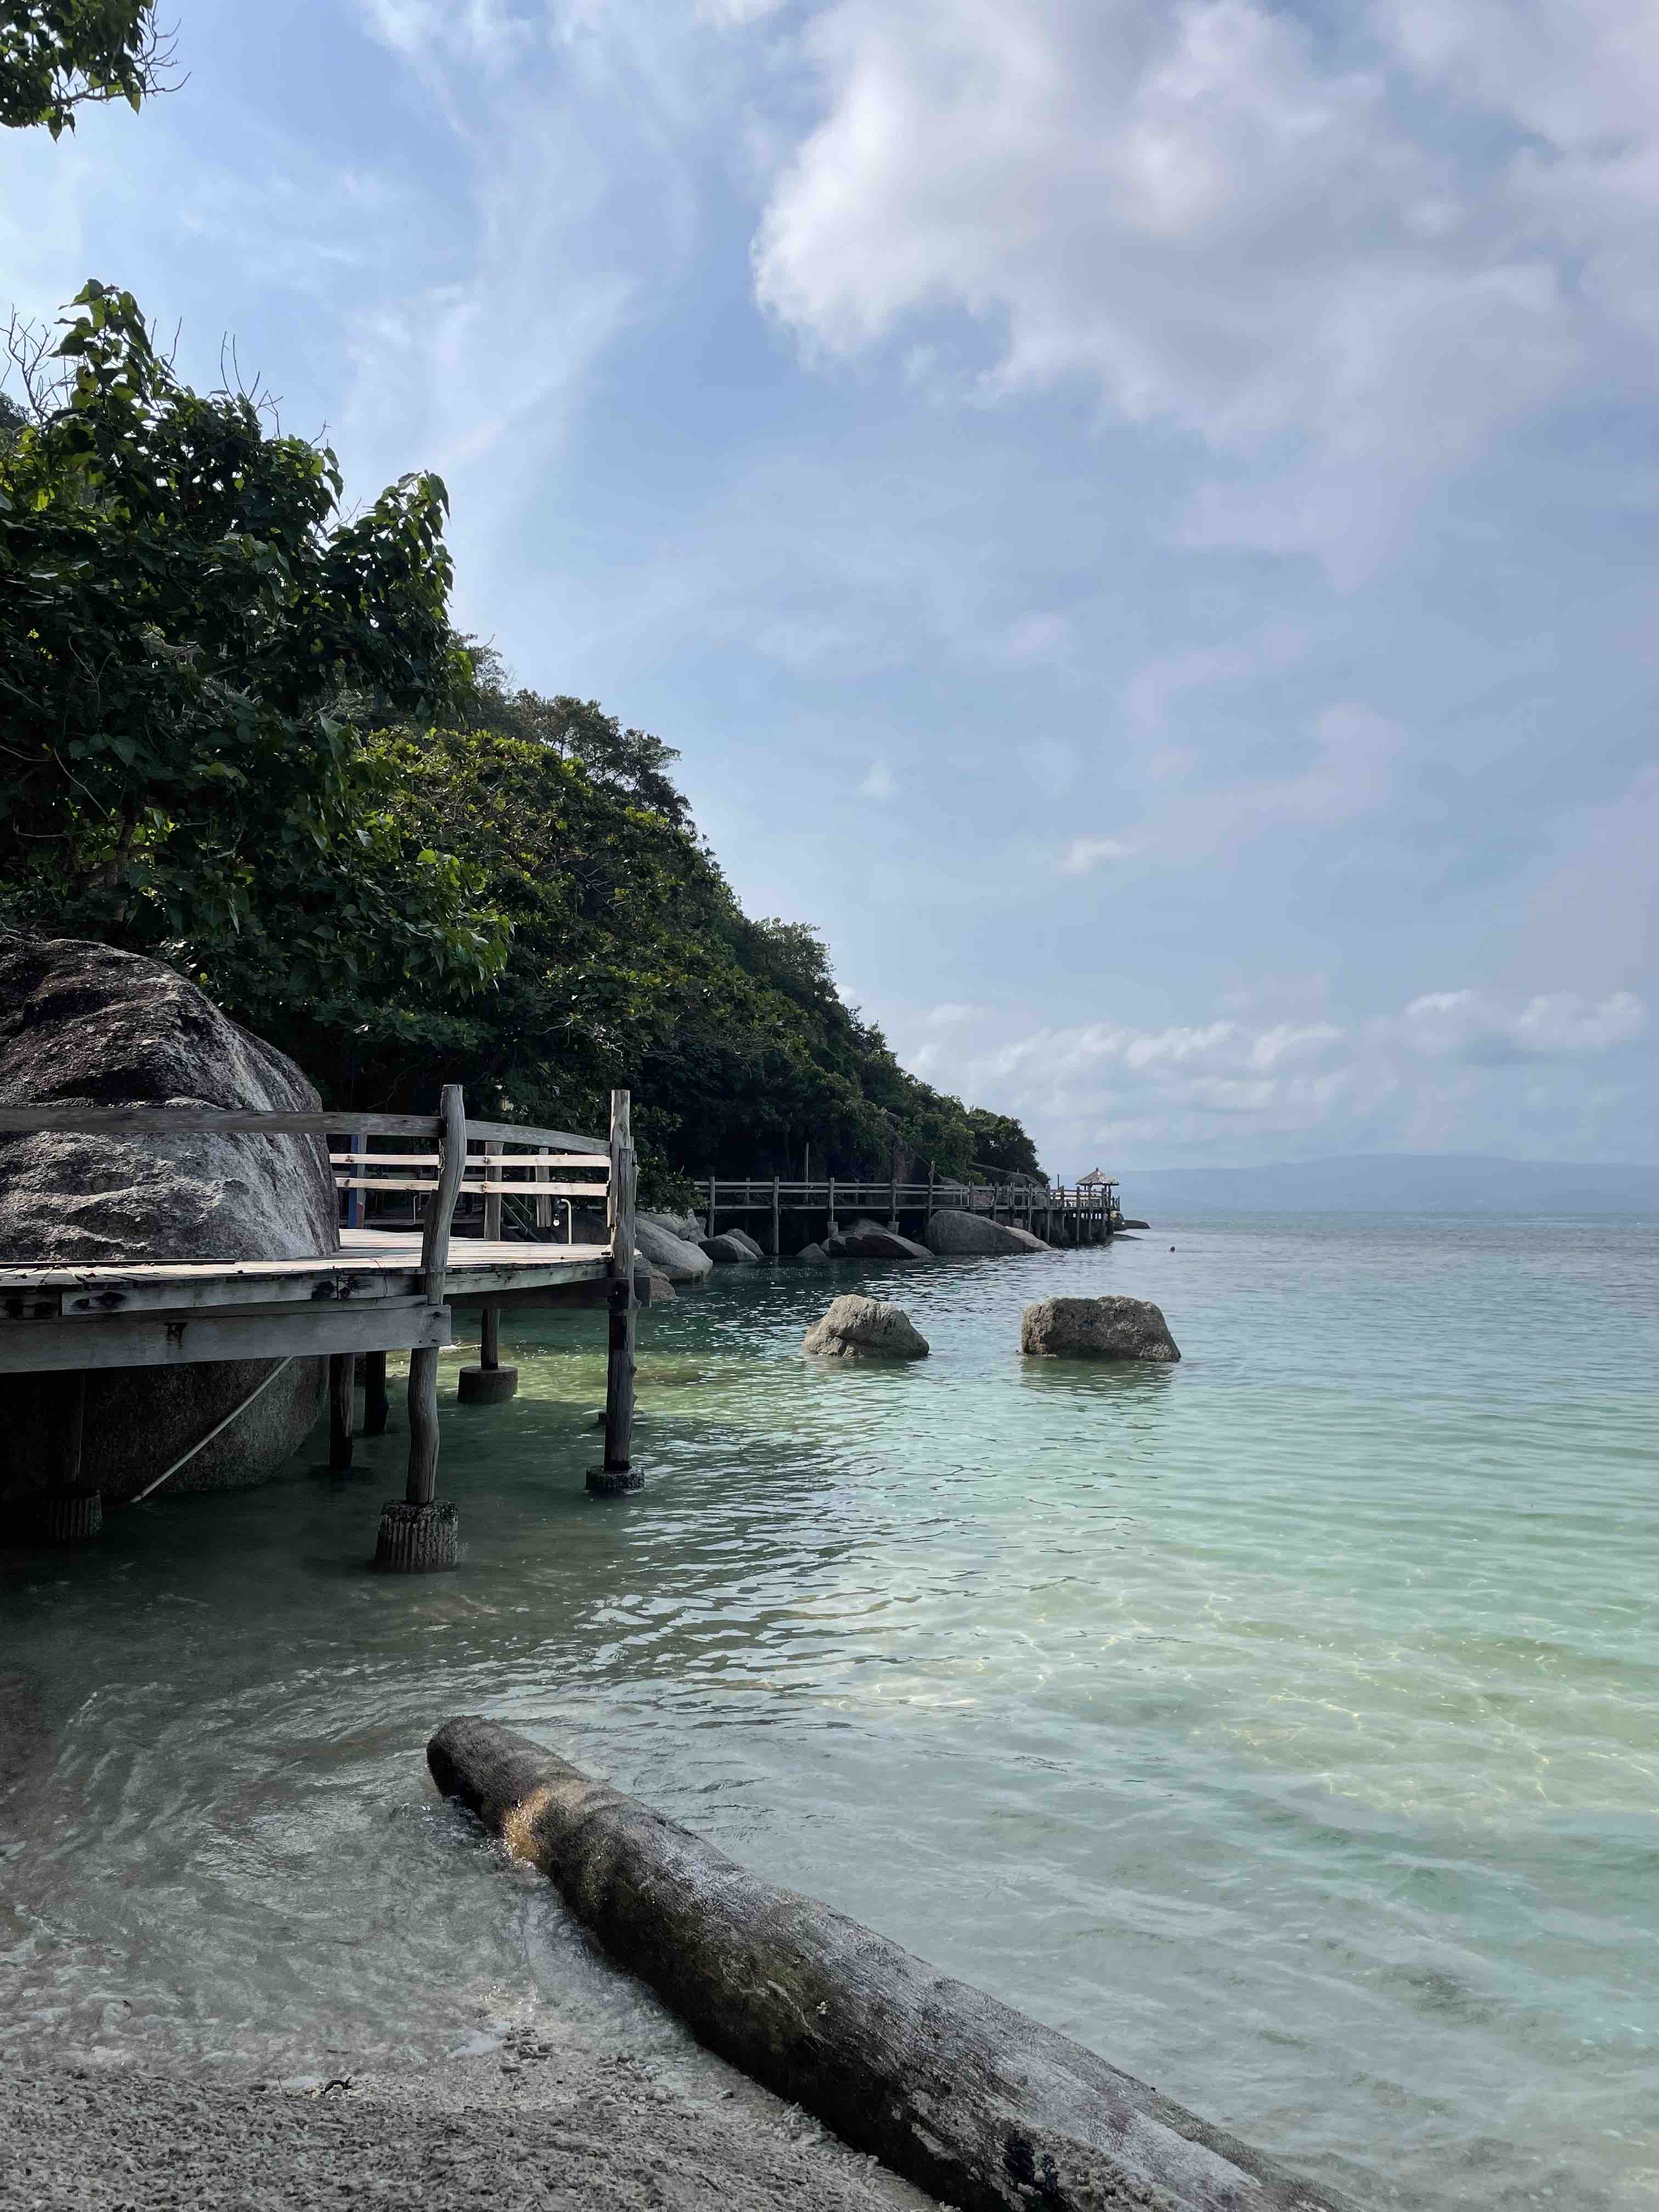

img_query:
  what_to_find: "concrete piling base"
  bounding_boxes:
[456,1364,519,1406]
[586,1466,644,1497]
[373,1499,459,1571]
[33,1490,103,1543]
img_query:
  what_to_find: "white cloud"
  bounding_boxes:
[1060,837,1131,876]
[1396,989,1649,1063]
[890,987,1651,1167]
[751,0,1659,564]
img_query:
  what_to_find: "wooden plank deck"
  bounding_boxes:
[0,1231,618,1374]
[1,1087,641,1549]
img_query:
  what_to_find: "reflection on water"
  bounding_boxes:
[2,1216,1657,2209]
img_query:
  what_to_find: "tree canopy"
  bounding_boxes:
[0,283,1042,1199]
[0,282,506,1019]
[1,2,169,137]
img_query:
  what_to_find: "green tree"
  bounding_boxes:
[285,684,1042,1196]
[1,2,170,137]
[966,1108,1045,1183]
[0,281,505,1019]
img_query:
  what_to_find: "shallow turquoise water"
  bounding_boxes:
[3,1216,1656,2207]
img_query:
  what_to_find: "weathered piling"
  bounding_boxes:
[427,1716,1356,2212]
[362,1350,390,1436]
[459,1140,520,1406]
[328,1352,354,1470]
[375,1083,465,1571]
[589,1088,640,1496]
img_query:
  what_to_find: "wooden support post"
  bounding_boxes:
[590,1088,641,1496]
[35,1370,100,1542]
[461,1138,518,1404]
[888,1172,898,1230]
[771,1175,781,1257]
[363,1350,390,1436]
[707,1173,716,1240]
[927,1161,936,1224]
[328,1351,355,1470]
[347,1132,364,1231]
[827,1173,836,1238]
[376,1082,464,1570]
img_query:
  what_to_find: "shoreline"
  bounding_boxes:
[1,2036,939,2212]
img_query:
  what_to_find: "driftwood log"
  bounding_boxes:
[427,1717,1355,2212]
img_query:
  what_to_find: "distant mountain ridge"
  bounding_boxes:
[1118,1154,1659,1215]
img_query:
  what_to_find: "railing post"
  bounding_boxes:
[591,1088,641,1496]
[772,1174,781,1257]
[347,1132,364,1231]
[927,1162,936,1224]
[707,1173,716,1241]
[376,1083,465,1571]
[827,1173,837,1239]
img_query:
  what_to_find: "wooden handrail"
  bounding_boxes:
[0,1106,610,1153]
[0,1107,444,1138]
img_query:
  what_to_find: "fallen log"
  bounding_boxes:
[427,1716,1356,2212]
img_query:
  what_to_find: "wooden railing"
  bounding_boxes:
[0,1088,642,1542]
[696,1173,1121,1244]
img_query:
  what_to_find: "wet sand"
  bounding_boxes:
[1,2034,938,2211]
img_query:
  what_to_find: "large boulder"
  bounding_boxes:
[830,1218,935,1262]
[701,1231,760,1266]
[641,1208,704,1244]
[1019,1295,1181,1362]
[0,934,335,1500]
[634,1216,713,1283]
[793,1241,831,1265]
[801,1295,929,1361]
[924,1207,1049,1257]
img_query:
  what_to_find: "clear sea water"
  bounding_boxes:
[2,1216,1655,2208]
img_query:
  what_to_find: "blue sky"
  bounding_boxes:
[4,0,1656,1173]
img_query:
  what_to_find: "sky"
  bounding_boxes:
[3,0,1656,1175]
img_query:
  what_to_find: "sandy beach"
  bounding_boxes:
[2,2034,939,2212]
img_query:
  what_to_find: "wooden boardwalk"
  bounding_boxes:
[697,1170,1121,1251]
[0,1087,642,1565]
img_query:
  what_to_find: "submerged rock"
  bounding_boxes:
[0,932,334,1499]
[833,1218,935,1262]
[634,1217,713,1282]
[1019,1295,1180,1362]
[701,1231,761,1266]
[924,1208,1049,1257]
[793,1241,831,1264]
[802,1294,929,1361]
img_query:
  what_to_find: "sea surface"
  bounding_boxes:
[2,1215,1656,2208]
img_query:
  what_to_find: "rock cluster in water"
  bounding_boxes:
[701,1227,764,1265]
[634,1216,713,1282]
[923,1208,1049,1257]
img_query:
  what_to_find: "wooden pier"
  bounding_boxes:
[698,1169,1120,1252]
[0,1087,644,1565]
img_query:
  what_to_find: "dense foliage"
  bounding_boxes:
[0,287,1042,1195]
[0,1,166,136]
[0,283,506,1018]
[275,676,1036,1190]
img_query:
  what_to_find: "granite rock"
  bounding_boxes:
[802,1294,930,1361]
[0,933,334,1499]
[1019,1295,1181,1362]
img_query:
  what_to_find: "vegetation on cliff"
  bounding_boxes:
[0,285,1041,1193]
